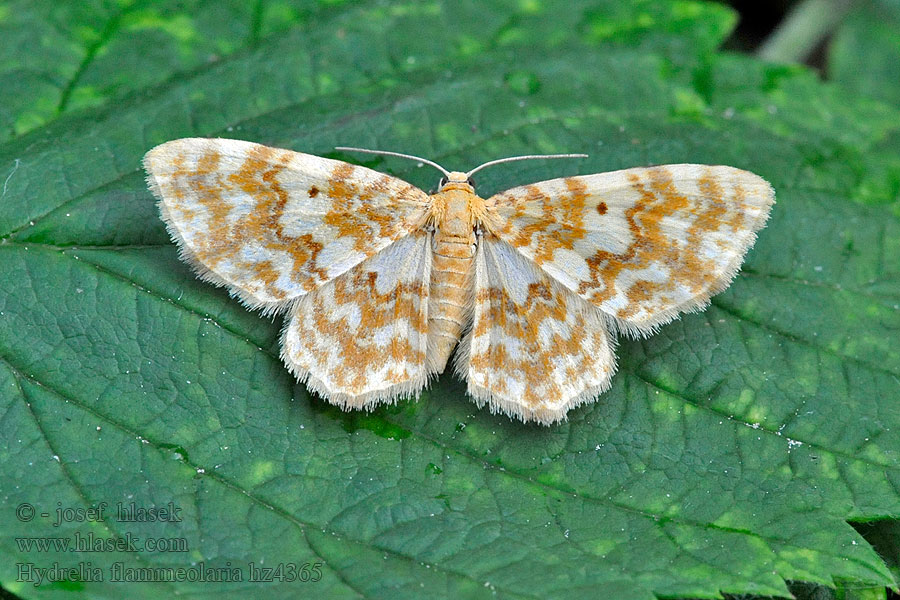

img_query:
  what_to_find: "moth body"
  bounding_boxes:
[425,172,481,374]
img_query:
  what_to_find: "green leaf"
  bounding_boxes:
[2,1,900,599]
[0,0,732,142]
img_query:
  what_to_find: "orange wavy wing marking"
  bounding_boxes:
[458,236,616,424]
[282,231,433,408]
[487,164,775,334]
[143,138,428,313]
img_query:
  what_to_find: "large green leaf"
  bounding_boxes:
[2,1,900,599]
[0,0,732,142]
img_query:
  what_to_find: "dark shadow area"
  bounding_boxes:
[852,519,900,598]
[721,0,799,52]
[0,586,23,600]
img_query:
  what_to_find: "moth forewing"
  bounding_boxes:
[143,137,429,313]
[486,164,775,336]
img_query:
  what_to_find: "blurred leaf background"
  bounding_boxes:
[1,1,900,599]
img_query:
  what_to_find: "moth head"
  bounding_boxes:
[438,171,476,193]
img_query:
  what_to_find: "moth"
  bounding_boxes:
[143,138,774,424]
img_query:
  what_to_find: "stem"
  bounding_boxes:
[757,0,854,64]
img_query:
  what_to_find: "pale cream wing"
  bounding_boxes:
[457,235,616,425]
[282,230,432,408]
[143,138,428,313]
[486,165,775,334]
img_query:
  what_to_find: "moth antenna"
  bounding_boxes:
[465,153,588,178]
[335,146,451,178]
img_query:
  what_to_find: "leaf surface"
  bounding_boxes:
[1,2,900,599]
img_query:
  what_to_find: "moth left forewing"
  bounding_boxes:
[144,138,429,314]
[486,164,775,335]
[457,236,616,424]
